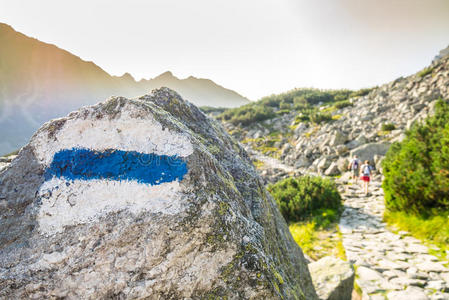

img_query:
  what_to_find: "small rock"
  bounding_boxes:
[357,266,384,281]
[387,286,429,300]
[416,261,447,273]
[426,280,448,292]
[324,162,340,176]
[309,256,355,300]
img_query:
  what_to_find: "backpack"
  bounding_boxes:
[362,165,371,175]
[352,159,359,170]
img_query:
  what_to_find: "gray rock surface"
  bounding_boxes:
[324,162,340,176]
[349,142,390,164]
[309,256,354,300]
[0,88,318,299]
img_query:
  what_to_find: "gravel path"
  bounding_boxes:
[339,179,449,300]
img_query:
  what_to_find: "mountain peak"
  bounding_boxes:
[119,72,135,81]
[0,22,14,31]
[156,71,175,79]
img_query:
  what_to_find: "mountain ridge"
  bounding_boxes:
[0,22,249,154]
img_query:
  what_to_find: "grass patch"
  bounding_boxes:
[384,210,449,262]
[381,123,396,131]
[377,130,390,137]
[241,132,286,158]
[252,159,265,169]
[276,109,291,115]
[241,136,282,158]
[332,114,342,120]
[289,208,346,260]
[418,67,434,78]
[310,112,332,124]
[334,100,353,109]
[320,105,337,114]
[304,125,320,139]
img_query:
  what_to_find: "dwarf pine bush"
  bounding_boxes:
[382,100,449,214]
[267,176,342,223]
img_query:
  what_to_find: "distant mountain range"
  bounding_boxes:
[0,23,249,155]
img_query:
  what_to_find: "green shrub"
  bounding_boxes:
[218,104,275,126]
[295,113,310,123]
[216,87,372,127]
[279,101,291,110]
[276,109,290,115]
[381,123,396,131]
[267,176,342,222]
[260,96,281,108]
[382,100,449,214]
[310,112,332,124]
[418,67,434,78]
[349,88,374,98]
[199,106,227,114]
[334,100,352,109]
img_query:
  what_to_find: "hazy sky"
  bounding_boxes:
[1,0,448,100]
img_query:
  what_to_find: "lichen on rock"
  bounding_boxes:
[0,88,317,299]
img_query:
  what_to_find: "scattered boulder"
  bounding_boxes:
[294,155,311,168]
[309,256,355,300]
[317,157,332,173]
[373,155,385,173]
[324,162,340,176]
[0,88,318,299]
[294,123,308,136]
[350,142,390,163]
[335,144,348,156]
[329,131,347,147]
[337,157,349,174]
[346,135,368,150]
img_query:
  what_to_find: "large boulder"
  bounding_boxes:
[329,131,347,147]
[0,88,318,299]
[349,142,390,163]
[324,162,340,176]
[346,135,368,150]
[317,157,332,173]
[309,256,354,300]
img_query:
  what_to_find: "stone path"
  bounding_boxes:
[339,178,449,300]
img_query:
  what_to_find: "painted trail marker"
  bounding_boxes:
[29,102,194,235]
[45,148,187,185]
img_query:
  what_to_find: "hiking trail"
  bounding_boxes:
[339,178,449,300]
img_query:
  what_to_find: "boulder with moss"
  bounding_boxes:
[0,88,317,299]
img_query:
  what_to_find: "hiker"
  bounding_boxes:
[347,155,361,182]
[360,160,373,195]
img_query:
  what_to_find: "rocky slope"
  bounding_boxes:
[0,22,249,155]
[222,54,449,181]
[0,88,316,299]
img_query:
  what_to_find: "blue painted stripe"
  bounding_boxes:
[45,148,188,185]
